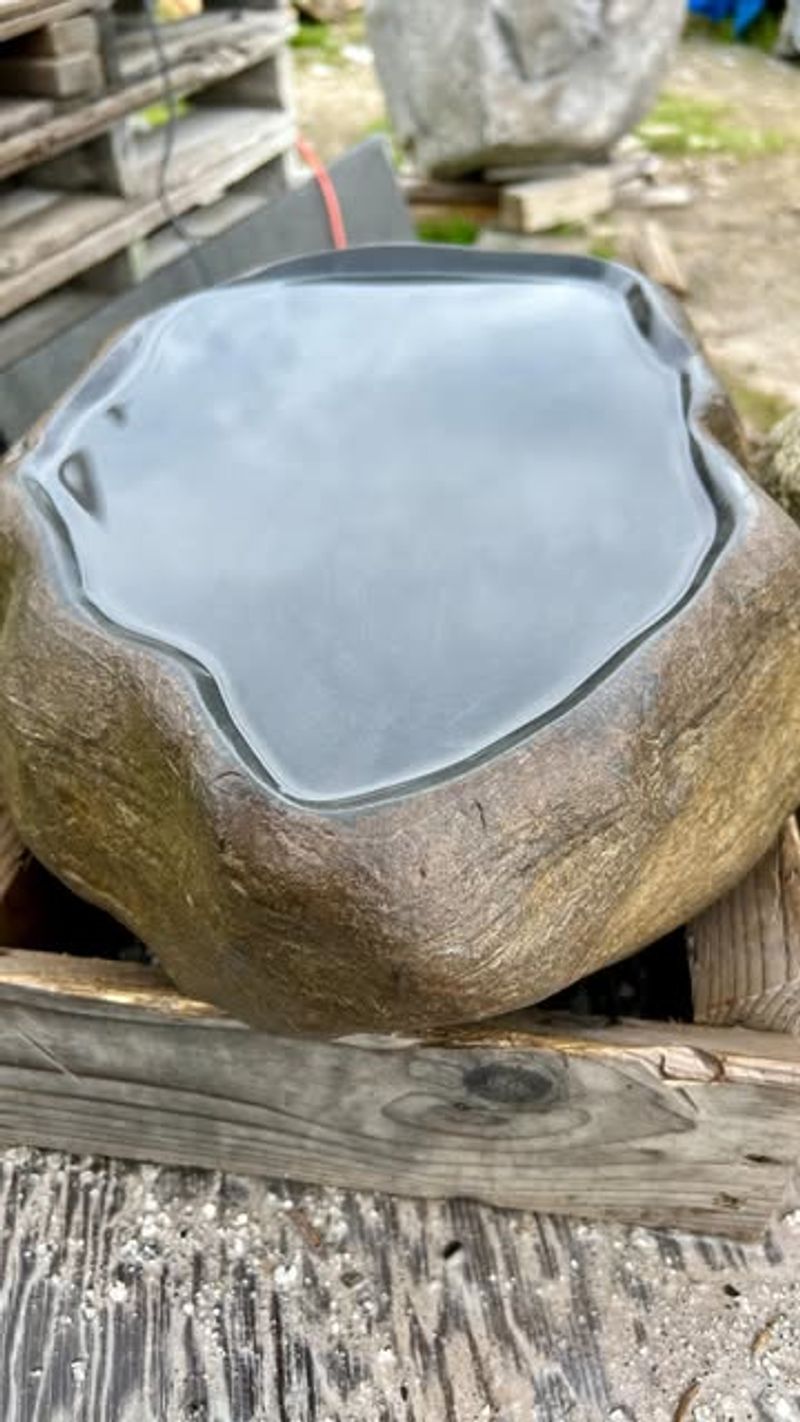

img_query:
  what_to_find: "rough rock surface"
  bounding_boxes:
[366,0,685,176]
[0,246,799,1037]
[756,409,800,523]
[777,0,800,58]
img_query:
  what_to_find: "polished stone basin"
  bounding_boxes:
[1,246,798,1036]
[27,257,719,805]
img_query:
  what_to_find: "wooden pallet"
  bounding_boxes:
[0,0,108,47]
[0,105,294,314]
[0,2,295,319]
[0,806,798,1241]
[0,8,293,182]
[0,152,287,362]
[0,0,110,104]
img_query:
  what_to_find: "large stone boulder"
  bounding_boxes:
[1,247,799,1036]
[777,1,800,58]
[366,0,686,177]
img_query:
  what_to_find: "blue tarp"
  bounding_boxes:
[688,0,767,32]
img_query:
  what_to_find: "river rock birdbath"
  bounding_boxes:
[0,246,799,1035]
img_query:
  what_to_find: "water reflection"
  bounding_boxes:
[24,263,719,804]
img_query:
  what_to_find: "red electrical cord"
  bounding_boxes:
[296,136,348,251]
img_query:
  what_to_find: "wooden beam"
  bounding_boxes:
[0,0,103,43]
[0,947,797,1236]
[499,166,613,235]
[20,11,97,55]
[0,805,24,898]
[690,816,800,1033]
[627,219,689,297]
[0,9,294,182]
[400,174,500,210]
[0,107,295,314]
[0,47,102,97]
[0,94,53,138]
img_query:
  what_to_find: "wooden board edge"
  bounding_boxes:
[1,948,800,1087]
[690,813,800,1033]
[0,108,296,315]
[0,9,296,183]
[0,947,228,1020]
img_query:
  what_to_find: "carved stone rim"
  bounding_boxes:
[17,245,739,813]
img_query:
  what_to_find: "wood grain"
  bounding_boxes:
[0,107,294,313]
[0,93,52,137]
[1,1144,800,1422]
[20,12,97,56]
[0,48,102,98]
[0,0,102,44]
[0,804,25,897]
[0,949,797,1237]
[113,7,270,81]
[627,218,689,296]
[690,815,800,1033]
[499,165,613,234]
[0,9,294,183]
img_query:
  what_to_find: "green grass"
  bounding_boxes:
[588,236,618,261]
[290,12,367,63]
[291,20,342,61]
[416,215,480,245]
[637,91,789,158]
[142,98,189,126]
[362,115,392,137]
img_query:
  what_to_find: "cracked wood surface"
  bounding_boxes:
[0,945,798,1238]
[1,1146,800,1421]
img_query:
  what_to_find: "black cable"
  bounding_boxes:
[140,0,211,287]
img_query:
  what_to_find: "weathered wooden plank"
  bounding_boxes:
[92,150,290,288]
[0,1144,799,1422]
[0,183,58,230]
[125,104,288,199]
[0,0,100,44]
[0,802,24,895]
[0,107,294,313]
[138,155,288,276]
[400,172,500,226]
[690,816,800,1033]
[627,217,689,296]
[113,8,271,81]
[0,9,294,182]
[0,186,123,275]
[25,121,134,196]
[0,92,52,137]
[499,165,613,234]
[0,281,97,365]
[20,11,97,55]
[0,151,284,315]
[0,0,97,16]
[0,47,103,97]
[0,948,797,1236]
[194,43,291,108]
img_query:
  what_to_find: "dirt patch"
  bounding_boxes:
[634,39,800,414]
[291,15,385,162]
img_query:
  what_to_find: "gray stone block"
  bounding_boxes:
[367,0,685,177]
